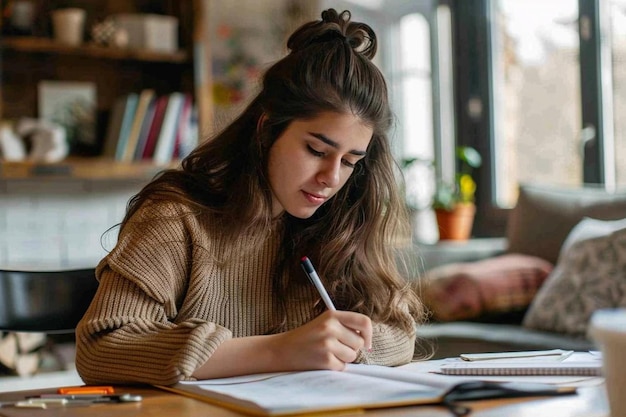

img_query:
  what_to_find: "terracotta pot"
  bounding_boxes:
[435,203,476,241]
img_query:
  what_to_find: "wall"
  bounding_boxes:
[208,0,318,129]
[0,179,144,269]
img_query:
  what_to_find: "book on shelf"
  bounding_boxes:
[133,94,157,160]
[173,93,194,159]
[101,94,128,159]
[140,94,169,160]
[157,363,576,416]
[114,92,139,161]
[121,89,155,162]
[153,92,185,165]
[179,104,199,159]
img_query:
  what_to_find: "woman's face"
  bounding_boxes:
[267,111,373,219]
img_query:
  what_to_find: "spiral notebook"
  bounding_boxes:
[439,361,602,376]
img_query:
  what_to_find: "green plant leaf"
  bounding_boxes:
[457,146,482,168]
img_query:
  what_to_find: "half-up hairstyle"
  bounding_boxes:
[121,9,425,334]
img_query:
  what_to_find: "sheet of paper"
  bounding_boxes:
[180,369,443,412]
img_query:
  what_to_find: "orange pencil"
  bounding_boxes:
[58,386,115,395]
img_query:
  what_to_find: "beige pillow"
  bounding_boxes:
[523,227,626,337]
[422,254,553,322]
[506,184,626,264]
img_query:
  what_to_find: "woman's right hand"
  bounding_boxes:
[270,310,373,371]
[192,310,372,379]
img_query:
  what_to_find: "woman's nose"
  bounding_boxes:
[317,159,341,188]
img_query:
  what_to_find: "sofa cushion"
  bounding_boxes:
[506,184,626,264]
[523,226,626,337]
[422,254,553,322]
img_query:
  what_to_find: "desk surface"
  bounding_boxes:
[0,383,609,417]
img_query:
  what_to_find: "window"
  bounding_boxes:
[608,0,626,188]
[320,0,449,242]
[321,1,445,167]
[455,0,624,236]
[491,0,581,208]
[393,13,434,163]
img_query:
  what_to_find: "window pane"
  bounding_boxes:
[492,0,581,207]
[397,13,433,160]
[609,0,626,188]
[390,12,437,243]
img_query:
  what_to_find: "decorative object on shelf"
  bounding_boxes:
[91,17,128,48]
[433,146,482,241]
[50,7,85,46]
[17,118,68,162]
[37,80,97,155]
[0,122,27,161]
[1,117,68,163]
[112,13,178,53]
[1,0,37,36]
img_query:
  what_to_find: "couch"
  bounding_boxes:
[413,183,626,359]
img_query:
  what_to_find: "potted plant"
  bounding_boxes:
[433,146,482,240]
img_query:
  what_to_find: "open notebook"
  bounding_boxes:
[157,364,576,416]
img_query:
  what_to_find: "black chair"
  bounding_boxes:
[0,268,98,334]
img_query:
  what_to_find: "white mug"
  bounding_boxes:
[589,308,626,417]
[51,8,86,46]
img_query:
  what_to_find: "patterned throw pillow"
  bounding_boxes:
[522,227,626,337]
[422,254,554,322]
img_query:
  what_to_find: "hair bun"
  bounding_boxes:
[287,9,378,60]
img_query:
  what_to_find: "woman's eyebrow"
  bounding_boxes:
[309,132,367,156]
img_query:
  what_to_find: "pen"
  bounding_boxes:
[301,256,336,311]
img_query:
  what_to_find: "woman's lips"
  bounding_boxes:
[302,190,327,205]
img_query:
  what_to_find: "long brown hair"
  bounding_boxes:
[121,9,426,334]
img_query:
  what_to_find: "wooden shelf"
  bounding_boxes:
[1,36,190,63]
[0,158,177,180]
[0,1,213,182]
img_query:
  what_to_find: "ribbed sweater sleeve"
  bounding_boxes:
[362,322,416,366]
[76,202,235,385]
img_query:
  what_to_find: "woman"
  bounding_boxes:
[76,8,426,386]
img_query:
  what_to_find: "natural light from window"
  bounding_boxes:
[492,0,582,207]
[608,0,626,189]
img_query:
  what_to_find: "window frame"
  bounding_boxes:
[450,0,612,237]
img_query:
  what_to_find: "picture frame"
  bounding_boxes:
[38,80,97,154]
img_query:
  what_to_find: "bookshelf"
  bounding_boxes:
[0,158,174,180]
[1,36,190,62]
[0,0,213,180]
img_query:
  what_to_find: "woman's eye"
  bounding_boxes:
[342,159,356,169]
[307,145,324,157]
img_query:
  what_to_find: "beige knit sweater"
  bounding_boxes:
[75,201,416,386]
